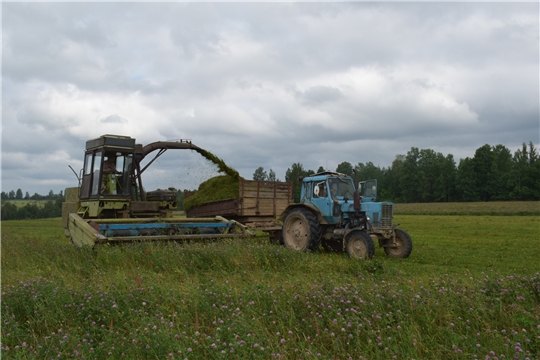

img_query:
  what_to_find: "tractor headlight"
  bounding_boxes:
[365,215,370,222]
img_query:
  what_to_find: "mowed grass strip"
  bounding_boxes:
[1,211,539,359]
[394,201,540,216]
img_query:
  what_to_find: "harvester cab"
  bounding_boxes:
[280,172,412,260]
[73,134,204,219]
[79,135,134,203]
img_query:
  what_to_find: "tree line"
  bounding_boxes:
[1,197,64,220]
[263,141,539,203]
[2,141,537,220]
[1,189,63,201]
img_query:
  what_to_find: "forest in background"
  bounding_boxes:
[277,142,540,203]
[2,141,538,220]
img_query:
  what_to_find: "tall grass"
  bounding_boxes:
[1,214,539,359]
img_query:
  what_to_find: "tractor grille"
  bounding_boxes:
[380,204,393,229]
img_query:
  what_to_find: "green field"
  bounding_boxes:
[2,199,51,208]
[1,208,539,358]
[394,201,540,216]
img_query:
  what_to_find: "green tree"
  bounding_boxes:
[467,144,515,202]
[354,162,383,182]
[472,144,496,201]
[490,144,513,200]
[317,166,325,173]
[511,142,540,200]
[16,189,23,200]
[400,147,421,203]
[268,169,277,182]
[382,155,405,202]
[285,163,312,202]
[336,162,354,175]
[415,149,457,202]
[434,154,457,202]
[253,167,268,181]
[456,157,479,202]
[1,201,17,220]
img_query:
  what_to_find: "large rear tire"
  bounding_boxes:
[383,229,413,258]
[346,231,375,260]
[282,208,321,252]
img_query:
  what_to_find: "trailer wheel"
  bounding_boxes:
[384,229,413,258]
[282,208,321,252]
[346,231,375,260]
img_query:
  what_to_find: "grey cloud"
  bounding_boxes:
[1,2,538,196]
[100,114,128,124]
[298,86,344,105]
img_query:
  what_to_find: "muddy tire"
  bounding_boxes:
[282,208,321,252]
[383,229,413,258]
[346,231,375,260]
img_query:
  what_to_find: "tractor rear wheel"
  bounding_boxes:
[282,208,321,252]
[383,229,413,258]
[346,231,375,260]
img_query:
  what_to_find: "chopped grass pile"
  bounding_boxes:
[183,175,241,211]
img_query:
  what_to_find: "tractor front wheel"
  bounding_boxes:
[282,208,321,252]
[383,229,413,258]
[346,231,375,260]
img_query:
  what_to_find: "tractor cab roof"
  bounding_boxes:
[302,171,353,182]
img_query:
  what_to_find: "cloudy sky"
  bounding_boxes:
[2,1,539,195]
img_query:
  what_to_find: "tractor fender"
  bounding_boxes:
[343,229,366,241]
[279,203,328,225]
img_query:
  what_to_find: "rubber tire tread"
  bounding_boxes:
[282,208,322,252]
[384,229,413,258]
[346,231,375,260]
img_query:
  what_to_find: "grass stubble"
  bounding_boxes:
[1,213,539,359]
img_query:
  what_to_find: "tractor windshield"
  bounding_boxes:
[328,177,355,199]
[101,151,132,196]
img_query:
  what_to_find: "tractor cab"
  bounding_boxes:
[300,172,357,224]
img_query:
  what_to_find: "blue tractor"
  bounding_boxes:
[279,172,412,260]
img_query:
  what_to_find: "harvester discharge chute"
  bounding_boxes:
[63,134,251,247]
